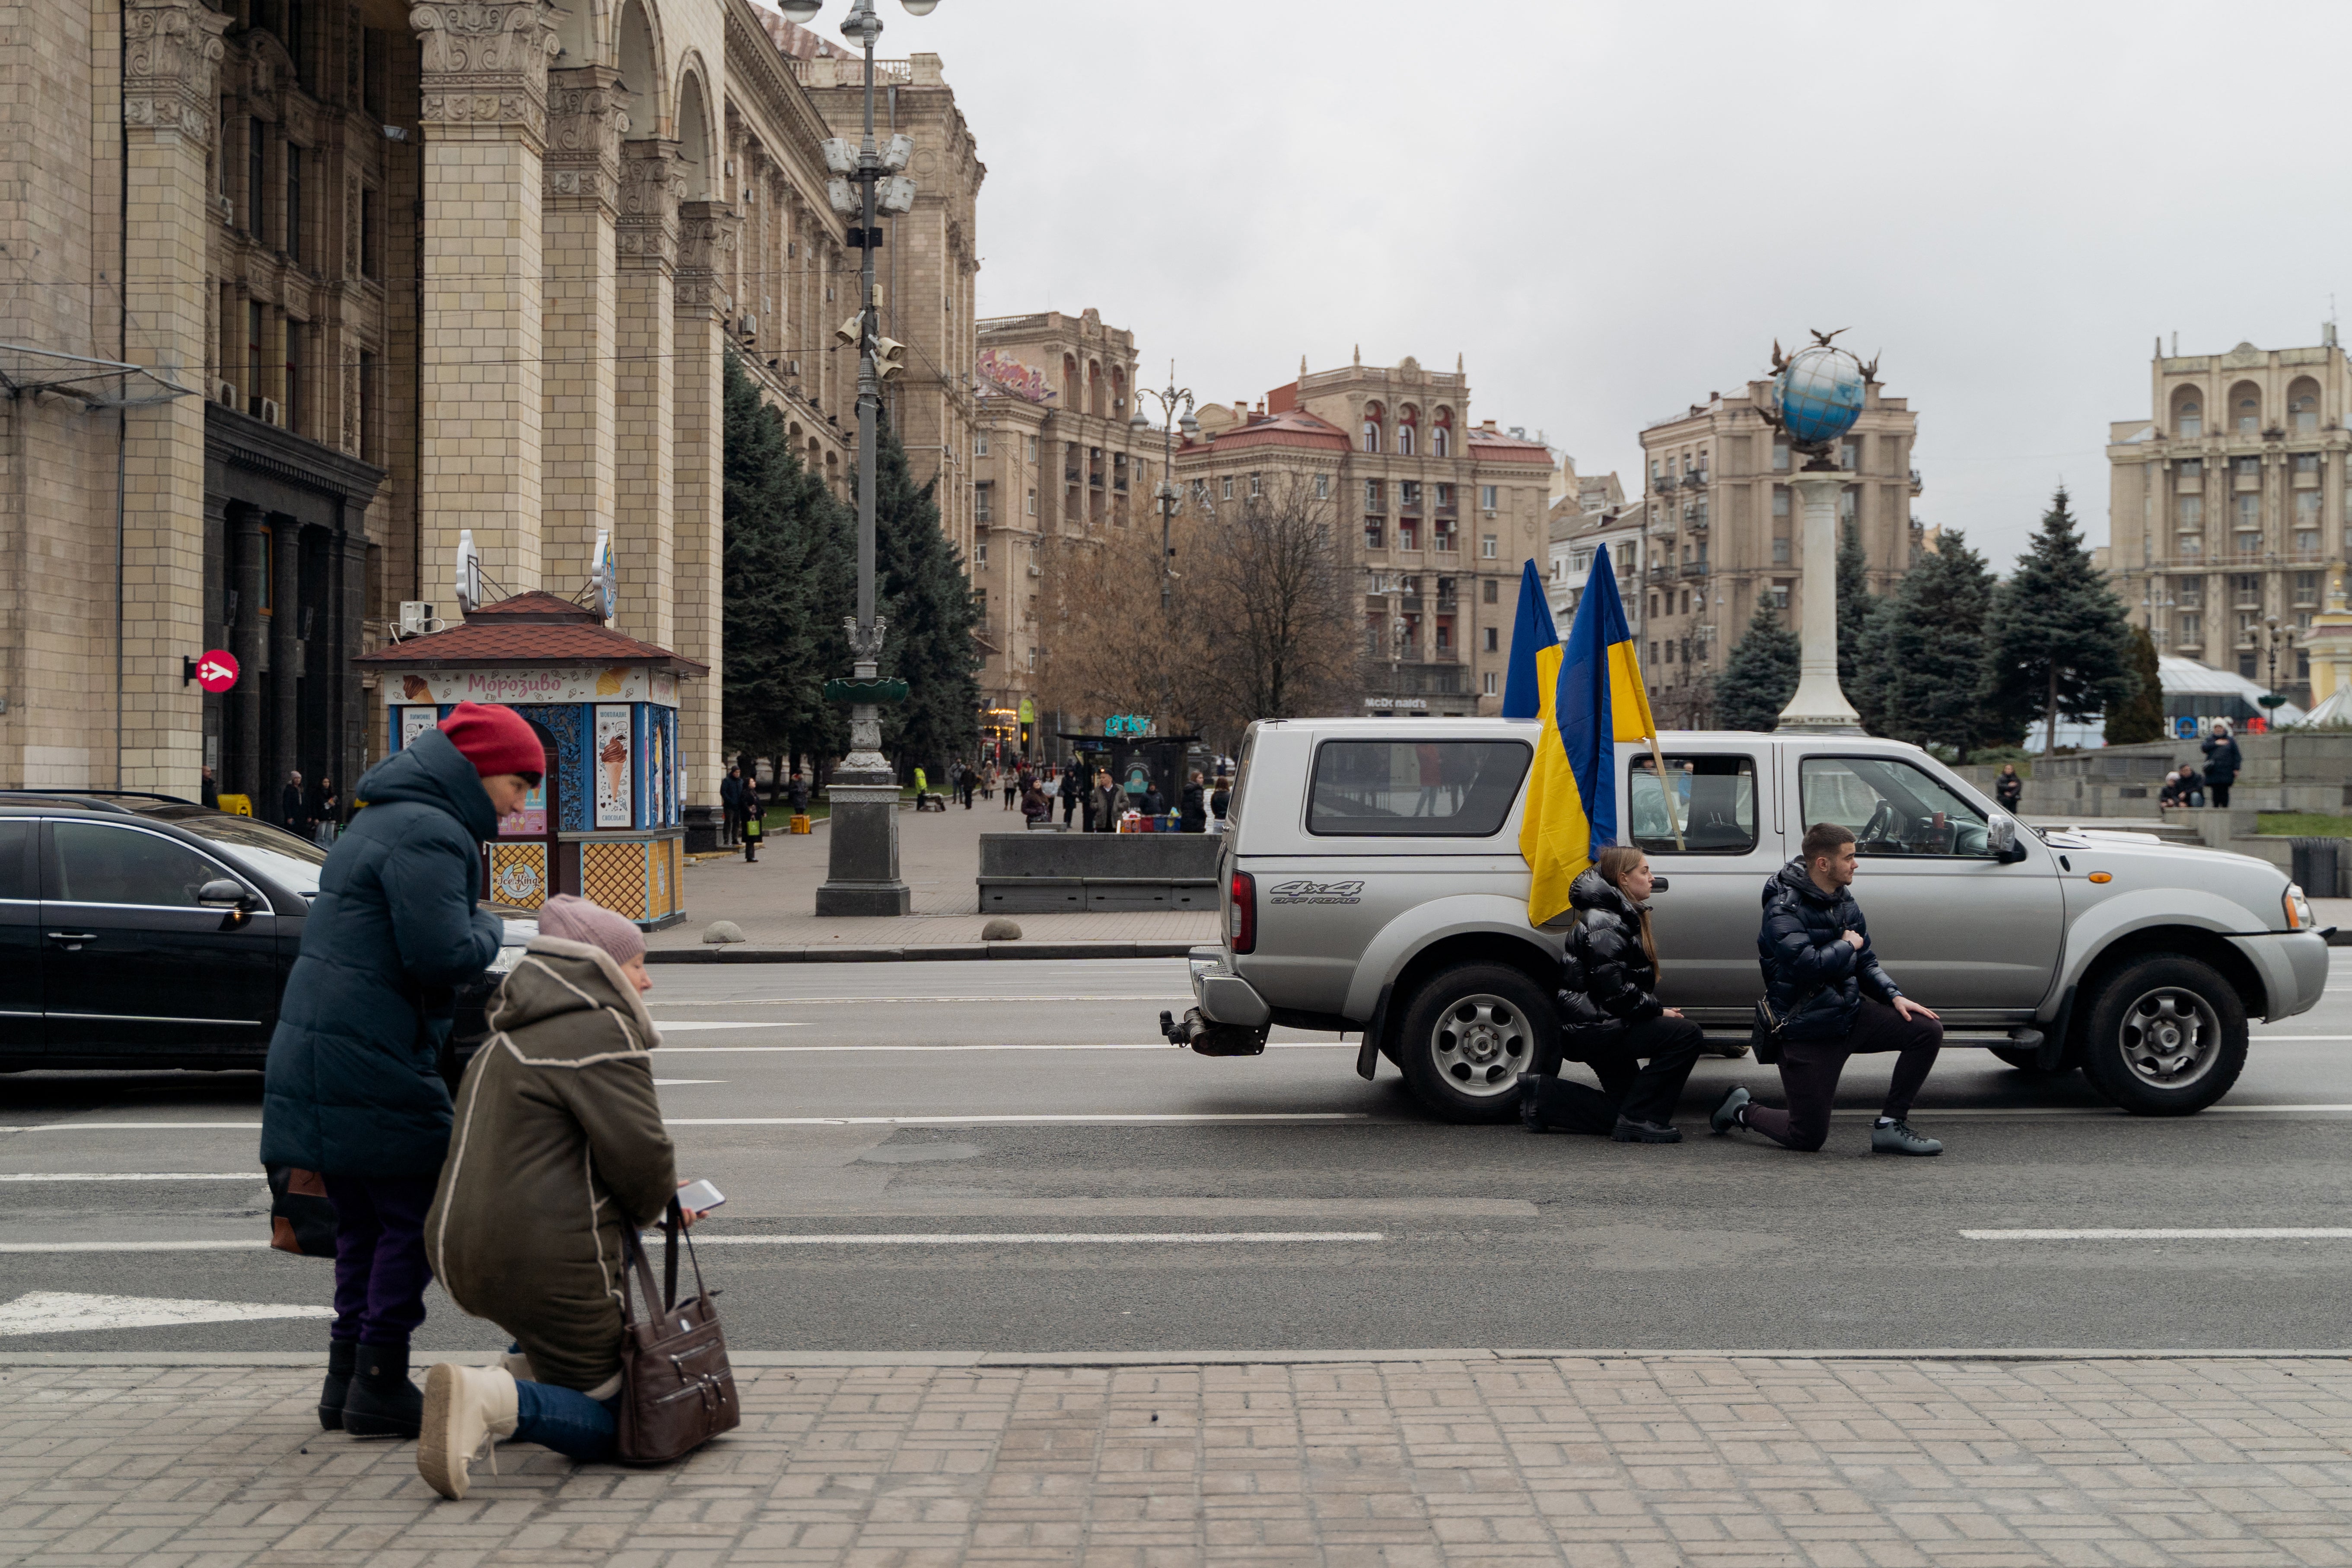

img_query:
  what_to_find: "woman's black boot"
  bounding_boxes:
[342,1343,423,1439]
[318,1340,357,1431]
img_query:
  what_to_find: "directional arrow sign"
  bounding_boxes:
[194,649,240,694]
[0,1290,332,1337]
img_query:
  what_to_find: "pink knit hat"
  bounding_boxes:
[536,894,645,965]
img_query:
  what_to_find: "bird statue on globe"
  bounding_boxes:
[1759,328,1879,470]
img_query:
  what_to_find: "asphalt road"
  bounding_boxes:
[6,954,2352,1354]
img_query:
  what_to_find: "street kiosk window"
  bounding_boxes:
[1800,757,1992,858]
[1629,755,1757,854]
[1308,740,1530,837]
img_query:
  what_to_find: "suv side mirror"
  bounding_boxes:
[1987,811,2029,865]
[197,878,253,909]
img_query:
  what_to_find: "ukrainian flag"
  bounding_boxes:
[1500,559,1557,720]
[1518,543,1658,926]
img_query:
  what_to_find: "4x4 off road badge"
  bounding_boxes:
[1266,878,1365,906]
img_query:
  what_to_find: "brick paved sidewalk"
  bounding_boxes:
[6,1355,2352,1566]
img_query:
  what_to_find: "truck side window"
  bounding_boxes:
[1800,757,1993,858]
[1307,740,1531,837]
[1629,755,1756,854]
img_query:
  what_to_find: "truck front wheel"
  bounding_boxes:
[1395,963,1551,1123]
[2079,955,2247,1116]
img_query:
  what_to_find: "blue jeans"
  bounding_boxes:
[513,1379,621,1462]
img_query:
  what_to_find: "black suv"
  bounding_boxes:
[0,794,531,1073]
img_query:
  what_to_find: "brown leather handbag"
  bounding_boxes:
[614,1199,738,1463]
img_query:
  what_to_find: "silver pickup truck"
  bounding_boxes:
[1168,719,2331,1120]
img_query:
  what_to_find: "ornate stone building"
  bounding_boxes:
[0,0,979,817]
[1634,380,1923,723]
[2107,331,2352,702]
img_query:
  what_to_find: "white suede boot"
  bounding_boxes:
[416,1363,519,1500]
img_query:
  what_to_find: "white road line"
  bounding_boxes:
[0,1291,332,1335]
[665,1231,1384,1246]
[646,1021,809,1032]
[1964,1228,2352,1240]
[0,1174,258,1182]
[2248,1035,2352,1041]
[0,1240,272,1252]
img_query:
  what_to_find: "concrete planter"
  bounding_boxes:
[977,831,1220,914]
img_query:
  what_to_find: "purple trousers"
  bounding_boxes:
[322,1173,437,1347]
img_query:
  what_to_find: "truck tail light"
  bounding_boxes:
[1229,869,1256,954]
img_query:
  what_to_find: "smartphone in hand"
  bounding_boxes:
[676,1179,725,1213]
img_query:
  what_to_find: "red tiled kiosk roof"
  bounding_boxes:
[356,592,707,673]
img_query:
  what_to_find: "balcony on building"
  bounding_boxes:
[1683,468,1707,489]
[1648,561,1674,583]
[1909,468,1924,496]
[1680,560,1710,578]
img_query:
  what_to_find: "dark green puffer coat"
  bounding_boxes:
[259,726,505,1177]
[426,935,676,1393]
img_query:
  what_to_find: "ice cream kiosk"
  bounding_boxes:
[356,591,706,928]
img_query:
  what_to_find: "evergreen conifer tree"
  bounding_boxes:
[1857,528,2005,758]
[2104,623,2167,745]
[859,410,981,779]
[1714,598,1801,731]
[1984,487,2139,755]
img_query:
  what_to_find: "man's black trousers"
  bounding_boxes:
[1525,1013,1706,1133]
[1743,996,1941,1152]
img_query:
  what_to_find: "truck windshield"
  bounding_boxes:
[1307,740,1532,837]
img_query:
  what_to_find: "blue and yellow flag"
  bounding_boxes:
[1500,559,1557,721]
[1518,543,1658,926]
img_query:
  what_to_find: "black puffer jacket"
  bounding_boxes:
[1556,867,1664,1050]
[1757,858,1902,1042]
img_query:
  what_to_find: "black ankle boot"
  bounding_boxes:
[342,1343,423,1439]
[318,1340,357,1431]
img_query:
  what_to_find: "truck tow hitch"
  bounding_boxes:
[1160,1007,1269,1058]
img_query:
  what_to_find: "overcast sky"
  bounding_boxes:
[826,0,2352,572]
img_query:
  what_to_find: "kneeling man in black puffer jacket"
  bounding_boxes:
[1713,821,1946,1155]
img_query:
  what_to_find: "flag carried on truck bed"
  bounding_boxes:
[1517,544,1664,926]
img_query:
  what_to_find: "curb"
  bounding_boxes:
[5,1348,2349,1368]
[647,940,1201,964]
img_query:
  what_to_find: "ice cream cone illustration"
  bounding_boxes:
[595,666,625,697]
[601,732,628,809]
[402,675,432,702]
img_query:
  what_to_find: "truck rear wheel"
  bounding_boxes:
[2079,955,2247,1116]
[1396,963,1551,1123]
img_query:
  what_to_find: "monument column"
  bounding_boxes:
[541,66,628,597]
[120,0,230,792]
[411,0,561,592]
[673,200,740,813]
[614,140,682,645]
[1777,468,1863,733]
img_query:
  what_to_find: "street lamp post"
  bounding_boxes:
[783,0,940,917]
[1131,370,1197,612]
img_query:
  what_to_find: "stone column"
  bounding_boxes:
[272,517,303,803]
[1776,469,1862,733]
[411,0,561,593]
[673,200,739,811]
[614,140,682,643]
[120,0,230,792]
[541,65,627,598]
[228,505,268,800]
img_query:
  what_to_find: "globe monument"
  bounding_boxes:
[1757,331,1877,734]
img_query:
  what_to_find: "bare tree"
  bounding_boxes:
[1034,523,1210,736]
[1188,474,1362,739]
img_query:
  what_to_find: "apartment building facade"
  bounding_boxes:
[1635,379,1923,724]
[1168,355,1555,718]
[2107,333,2352,704]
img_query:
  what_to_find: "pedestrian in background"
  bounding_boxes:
[2177,759,2205,808]
[416,894,710,1499]
[720,766,746,842]
[1020,779,1050,825]
[260,703,539,1439]
[312,776,341,845]
[1180,770,1208,833]
[2201,721,2241,808]
[281,769,306,833]
[200,763,219,810]
[1062,758,1086,826]
[1995,763,2022,812]
[1521,846,1705,1142]
[1002,768,1017,810]
[2160,770,2184,808]
[1094,770,1123,833]
[1714,821,1945,1156]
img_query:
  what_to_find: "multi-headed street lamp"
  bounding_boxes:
[781,0,942,916]
[1130,371,1198,611]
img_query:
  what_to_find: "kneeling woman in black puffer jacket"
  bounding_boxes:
[1520,845,1707,1142]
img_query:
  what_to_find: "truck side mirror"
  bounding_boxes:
[1987,811,2029,864]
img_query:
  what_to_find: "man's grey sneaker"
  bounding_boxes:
[1518,1073,1546,1135]
[1710,1086,1750,1135]
[1871,1120,1943,1156]
[1611,1116,1682,1144]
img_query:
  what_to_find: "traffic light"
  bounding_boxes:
[874,337,907,382]
[1019,720,1032,752]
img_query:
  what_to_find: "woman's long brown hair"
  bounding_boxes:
[1592,843,1658,974]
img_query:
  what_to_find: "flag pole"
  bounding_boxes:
[1645,728,1686,851]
